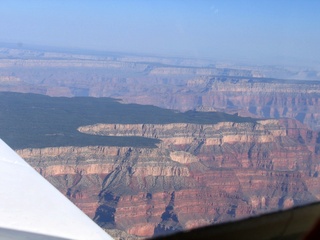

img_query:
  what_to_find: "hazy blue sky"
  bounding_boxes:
[0,0,319,65]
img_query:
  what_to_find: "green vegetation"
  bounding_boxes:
[0,92,256,149]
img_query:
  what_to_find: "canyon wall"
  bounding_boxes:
[2,48,320,238]
[113,77,320,131]
[1,55,319,131]
[17,119,320,238]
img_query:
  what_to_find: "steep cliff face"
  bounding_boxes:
[18,118,320,238]
[117,77,320,131]
[194,78,320,132]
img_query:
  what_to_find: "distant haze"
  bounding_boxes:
[0,0,319,66]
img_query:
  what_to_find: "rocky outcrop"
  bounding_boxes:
[17,118,320,238]
[77,120,286,143]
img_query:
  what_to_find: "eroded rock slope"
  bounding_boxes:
[18,118,320,238]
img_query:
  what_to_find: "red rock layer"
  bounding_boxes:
[18,119,320,238]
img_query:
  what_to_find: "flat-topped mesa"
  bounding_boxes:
[77,120,287,146]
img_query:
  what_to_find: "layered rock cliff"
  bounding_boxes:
[116,77,320,131]
[17,118,320,238]
[2,48,320,238]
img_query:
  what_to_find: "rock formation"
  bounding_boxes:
[1,47,320,238]
[17,118,320,238]
[1,51,320,130]
[111,77,320,131]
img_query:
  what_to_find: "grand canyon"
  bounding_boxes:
[1,47,320,239]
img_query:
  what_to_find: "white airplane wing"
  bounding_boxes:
[0,139,113,240]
